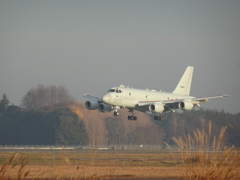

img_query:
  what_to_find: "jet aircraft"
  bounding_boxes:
[84,66,229,121]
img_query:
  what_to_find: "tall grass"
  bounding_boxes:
[0,153,29,180]
[172,121,240,180]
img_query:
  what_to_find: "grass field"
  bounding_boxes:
[1,123,240,180]
[0,148,239,180]
[0,149,181,179]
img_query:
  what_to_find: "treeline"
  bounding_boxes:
[75,102,240,147]
[0,84,240,146]
[0,94,88,145]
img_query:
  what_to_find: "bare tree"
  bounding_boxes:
[21,87,37,109]
[21,84,75,110]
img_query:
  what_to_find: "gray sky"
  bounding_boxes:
[0,0,239,114]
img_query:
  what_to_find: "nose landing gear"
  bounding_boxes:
[112,106,122,116]
[113,111,119,116]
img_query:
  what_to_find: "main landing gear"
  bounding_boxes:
[154,115,163,121]
[113,111,137,120]
[128,115,137,121]
[127,109,137,121]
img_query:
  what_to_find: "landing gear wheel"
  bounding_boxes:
[154,116,163,121]
[113,112,119,116]
[128,116,137,121]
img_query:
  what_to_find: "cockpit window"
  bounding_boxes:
[108,89,122,93]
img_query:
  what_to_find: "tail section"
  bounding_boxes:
[172,66,194,96]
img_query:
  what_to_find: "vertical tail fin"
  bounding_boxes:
[172,66,194,96]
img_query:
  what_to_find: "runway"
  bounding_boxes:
[0,147,230,154]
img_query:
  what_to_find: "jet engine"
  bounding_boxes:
[98,103,112,113]
[178,101,194,110]
[149,103,164,113]
[85,100,99,110]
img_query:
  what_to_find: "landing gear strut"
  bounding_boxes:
[154,115,163,121]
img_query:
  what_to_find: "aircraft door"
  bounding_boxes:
[115,89,122,98]
[113,89,122,105]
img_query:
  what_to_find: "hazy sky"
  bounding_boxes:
[0,1,240,114]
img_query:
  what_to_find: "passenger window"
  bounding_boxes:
[129,93,131,96]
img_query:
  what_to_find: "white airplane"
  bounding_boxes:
[84,66,229,121]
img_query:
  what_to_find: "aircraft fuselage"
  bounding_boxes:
[102,86,194,108]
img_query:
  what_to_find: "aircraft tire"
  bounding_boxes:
[154,116,162,121]
[114,112,119,116]
[128,116,137,121]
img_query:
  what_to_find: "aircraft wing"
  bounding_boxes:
[192,94,229,102]
[138,94,229,105]
[162,95,229,104]
[83,94,102,102]
[137,94,229,111]
[138,99,185,106]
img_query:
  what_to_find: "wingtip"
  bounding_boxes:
[223,94,230,97]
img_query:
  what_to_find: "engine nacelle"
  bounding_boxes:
[149,103,164,113]
[85,100,99,110]
[178,101,194,110]
[98,103,112,113]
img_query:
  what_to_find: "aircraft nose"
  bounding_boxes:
[102,94,112,104]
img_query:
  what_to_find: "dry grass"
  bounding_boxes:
[1,122,239,179]
[171,121,240,180]
[1,149,239,179]
[0,153,30,180]
[0,150,182,179]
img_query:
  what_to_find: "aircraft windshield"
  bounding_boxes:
[108,89,122,93]
[116,90,122,93]
[108,89,116,92]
